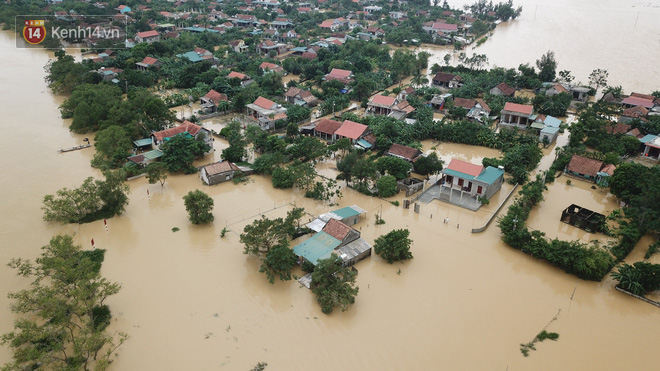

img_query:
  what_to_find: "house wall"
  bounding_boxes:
[201,168,234,185]
[341,215,359,226]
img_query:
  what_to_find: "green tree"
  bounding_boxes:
[588,68,609,94]
[311,255,359,314]
[413,152,444,175]
[91,125,132,169]
[183,190,214,224]
[535,50,557,82]
[145,162,168,186]
[374,229,414,263]
[271,166,295,189]
[376,175,398,197]
[221,121,247,163]
[161,134,210,174]
[1,235,127,370]
[260,245,298,284]
[42,171,130,224]
[376,156,412,180]
[240,208,305,258]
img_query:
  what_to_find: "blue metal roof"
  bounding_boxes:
[475,166,504,185]
[543,116,562,128]
[443,168,476,180]
[133,138,152,147]
[640,134,657,143]
[292,232,340,265]
[177,51,203,62]
[291,47,307,52]
[332,206,361,219]
[357,139,372,149]
[541,126,560,134]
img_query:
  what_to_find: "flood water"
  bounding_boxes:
[423,0,660,94]
[2,7,660,369]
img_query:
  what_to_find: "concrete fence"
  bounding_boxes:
[471,183,518,233]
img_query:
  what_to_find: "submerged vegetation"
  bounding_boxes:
[1,235,127,370]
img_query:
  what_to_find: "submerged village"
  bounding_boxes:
[2,0,660,369]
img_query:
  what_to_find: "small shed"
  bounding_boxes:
[133,138,153,151]
[200,161,242,185]
[561,204,605,233]
[318,205,367,226]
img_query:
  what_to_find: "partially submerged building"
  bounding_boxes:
[561,204,606,233]
[438,159,505,210]
[564,155,615,184]
[294,218,372,268]
[199,160,242,185]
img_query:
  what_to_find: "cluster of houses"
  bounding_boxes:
[295,205,372,287]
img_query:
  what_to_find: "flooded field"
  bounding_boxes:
[3,17,660,371]
[423,0,660,94]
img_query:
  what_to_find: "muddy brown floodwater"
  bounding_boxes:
[420,0,660,94]
[2,14,660,370]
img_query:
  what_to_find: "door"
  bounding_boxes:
[477,185,483,195]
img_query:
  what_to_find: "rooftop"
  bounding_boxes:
[335,120,368,140]
[502,102,533,115]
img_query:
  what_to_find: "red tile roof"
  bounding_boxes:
[453,97,476,110]
[153,121,204,142]
[387,143,421,161]
[140,56,158,65]
[552,83,569,94]
[202,160,240,176]
[335,120,368,140]
[284,87,302,97]
[136,30,159,38]
[432,72,459,83]
[204,89,227,103]
[494,82,515,96]
[301,52,317,60]
[503,102,533,115]
[314,118,343,135]
[600,163,616,176]
[433,22,458,31]
[622,96,654,109]
[328,68,351,79]
[228,71,247,79]
[606,122,631,135]
[622,105,649,118]
[322,219,352,241]
[370,94,397,107]
[446,159,483,177]
[631,92,655,100]
[253,96,275,110]
[566,155,603,178]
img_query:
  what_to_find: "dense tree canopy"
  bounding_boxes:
[311,255,359,314]
[374,229,414,263]
[1,235,126,370]
[183,190,214,224]
[42,171,130,224]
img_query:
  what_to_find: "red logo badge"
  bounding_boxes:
[23,20,46,44]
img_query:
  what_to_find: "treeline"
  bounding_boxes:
[498,177,616,281]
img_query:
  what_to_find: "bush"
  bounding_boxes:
[376,175,398,198]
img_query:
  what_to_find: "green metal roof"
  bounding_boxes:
[475,166,504,185]
[530,122,545,129]
[640,134,657,143]
[177,51,203,63]
[357,139,372,149]
[142,149,163,160]
[443,168,476,180]
[293,232,340,265]
[133,138,152,147]
[541,126,560,135]
[332,206,361,219]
